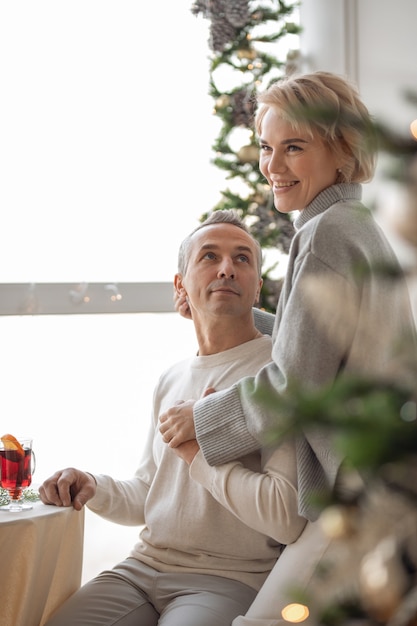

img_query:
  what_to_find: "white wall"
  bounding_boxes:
[298,0,417,326]
[299,0,417,136]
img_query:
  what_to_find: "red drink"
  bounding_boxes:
[0,447,32,500]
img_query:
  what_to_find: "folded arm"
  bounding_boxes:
[189,437,306,544]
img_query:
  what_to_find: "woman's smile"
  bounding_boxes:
[258,112,340,213]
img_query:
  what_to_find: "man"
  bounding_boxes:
[39,210,306,626]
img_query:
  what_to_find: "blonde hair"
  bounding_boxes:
[255,71,377,183]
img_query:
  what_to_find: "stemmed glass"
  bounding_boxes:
[0,436,36,512]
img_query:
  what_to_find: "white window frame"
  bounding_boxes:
[0,283,174,315]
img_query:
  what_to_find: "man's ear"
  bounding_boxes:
[174,273,186,297]
[254,278,263,305]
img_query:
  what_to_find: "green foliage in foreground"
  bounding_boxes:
[260,376,417,474]
[0,487,40,507]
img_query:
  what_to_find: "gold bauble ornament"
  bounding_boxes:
[359,536,409,623]
[319,504,358,539]
[215,94,230,109]
[237,47,257,61]
[237,144,259,163]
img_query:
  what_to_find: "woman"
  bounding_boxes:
[160,72,416,625]
[160,70,416,518]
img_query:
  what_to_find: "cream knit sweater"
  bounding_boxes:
[88,336,306,591]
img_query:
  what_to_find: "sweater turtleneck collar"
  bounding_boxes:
[293,183,362,231]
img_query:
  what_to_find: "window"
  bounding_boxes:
[0,0,223,283]
[1,0,219,580]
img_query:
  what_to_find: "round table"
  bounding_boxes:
[0,500,85,626]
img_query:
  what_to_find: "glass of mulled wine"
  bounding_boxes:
[0,437,36,512]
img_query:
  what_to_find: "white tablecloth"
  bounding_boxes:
[0,501,85,626]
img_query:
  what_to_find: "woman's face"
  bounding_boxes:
[258,107,341,213]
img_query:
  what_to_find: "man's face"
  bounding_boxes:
[177,223,262,320]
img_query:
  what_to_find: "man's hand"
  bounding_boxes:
[159,400,197,447]
[159,387,216,448]
[39,467,97,511]
[172,439,200,465]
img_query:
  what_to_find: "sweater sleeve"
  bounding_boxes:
[189,438,307,544]
[86,473,150,525]
[253,307,275,336]
[87,415,158,525]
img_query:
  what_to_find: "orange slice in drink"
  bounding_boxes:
[1,434,25,457]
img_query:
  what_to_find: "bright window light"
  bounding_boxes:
[0,1,223,282]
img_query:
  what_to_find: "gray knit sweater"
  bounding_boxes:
[194,184,416,521]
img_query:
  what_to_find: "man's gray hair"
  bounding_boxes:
[178,209,263,277]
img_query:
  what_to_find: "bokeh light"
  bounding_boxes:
[281,603,310,623]
[410,118,417,140]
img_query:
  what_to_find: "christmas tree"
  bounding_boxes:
[192,0,301,311]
